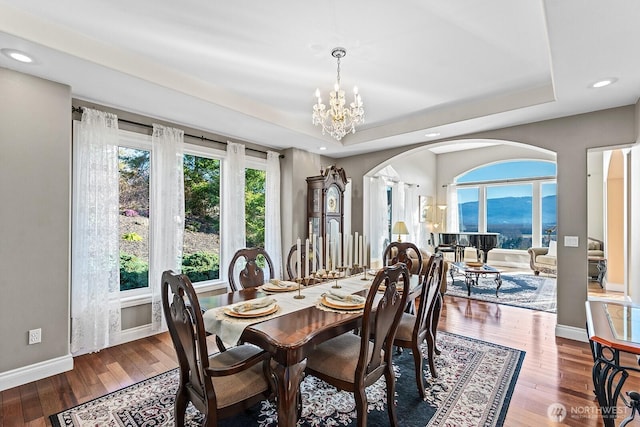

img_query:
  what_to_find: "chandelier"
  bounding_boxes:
[312,47,364,141]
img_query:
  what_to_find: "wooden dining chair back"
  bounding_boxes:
[286,243,319,280]
[161,270,273,426]
[382,241,423,279]
[392,252,444,399]
[228,247,275,292]
[304,263,410,427]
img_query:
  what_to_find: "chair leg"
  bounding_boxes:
[412,344,426,400]
[425,330,438,379]
[385,366,399,427]
[432,294,443,356]
[354,386,368,427]
[174,387,188,426]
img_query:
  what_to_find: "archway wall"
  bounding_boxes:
[336,104,638,336]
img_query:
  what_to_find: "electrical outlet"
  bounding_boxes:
[28,328,41,345]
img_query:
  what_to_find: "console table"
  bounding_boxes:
[585,300,640,426]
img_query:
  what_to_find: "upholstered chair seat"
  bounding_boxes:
[305,334,375,383]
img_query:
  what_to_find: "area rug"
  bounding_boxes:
[446,271,557,312]
[50,332,524,427]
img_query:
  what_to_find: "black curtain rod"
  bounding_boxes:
[72,106,283,158]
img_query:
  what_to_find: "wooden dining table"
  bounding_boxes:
[199,273,420,427]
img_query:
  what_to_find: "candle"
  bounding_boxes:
[326,235,330,270]
[296,238,301,279]
[359,235,363,268]
[305,238,310,278]
[337,232,342,267]
[363,235,367,266]
[332,236,337,270]
[348,234,353,267]
[319,236,323,270]
[308,221,312,239]
[311,233,316,273]
[355,232,359,265]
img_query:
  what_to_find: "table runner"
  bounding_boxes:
[202,275,375,346]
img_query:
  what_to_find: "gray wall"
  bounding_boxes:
[337,106,638,332]
[0,68,71,372]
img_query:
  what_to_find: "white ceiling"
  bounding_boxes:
[0,0,638,158]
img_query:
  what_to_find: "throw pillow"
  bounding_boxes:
[547,240,557,257]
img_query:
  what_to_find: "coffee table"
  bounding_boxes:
[450,262,502,297]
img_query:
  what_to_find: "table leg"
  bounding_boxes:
[495,273,502,297]
[272,359,306,427]
[590,340,640,427]
[464,273,475,296]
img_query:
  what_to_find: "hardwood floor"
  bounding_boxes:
[2,296,639,426]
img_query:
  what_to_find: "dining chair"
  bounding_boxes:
[228,247,275,292]
[161,270,274,426]
[382,241,424,280]
[285,243,319,280]
[392,252,444,399]
[304,263,410,427]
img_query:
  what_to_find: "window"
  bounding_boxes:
[542,182,557,246]
[457,187,479,232]
[245,167,266,248]
[115,128,269,294]
[182,153,221,283]
[119,146,150,291]
[455,160,556,249]
[487,184,532,249]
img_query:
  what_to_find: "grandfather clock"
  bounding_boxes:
[306,166,348,248]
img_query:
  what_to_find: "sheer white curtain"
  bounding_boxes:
[71,108,121,355]
[446,184,459,232]
[222,142,246,285]
[265,151,282,278]
[405,184,419,243]
[391,181,406,227]
[368,176,389,267]
[150,124,184,332]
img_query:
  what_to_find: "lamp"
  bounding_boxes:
[392,221,409,242]
[312,47,364,141]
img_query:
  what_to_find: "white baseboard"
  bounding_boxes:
[0,354,73,392]
[604,281,625,293]
[556,324,589,342]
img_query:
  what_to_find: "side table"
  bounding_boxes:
[585,300,640,426]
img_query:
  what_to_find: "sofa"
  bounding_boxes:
[528,237,604,277]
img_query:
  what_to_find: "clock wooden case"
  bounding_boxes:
[306,166,348,242]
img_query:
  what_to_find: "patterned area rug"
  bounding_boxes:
[446,271,557,312]
[50,332,524,427]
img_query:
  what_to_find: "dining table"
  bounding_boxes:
[200,271,420,427]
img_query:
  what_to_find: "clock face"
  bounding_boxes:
[326,186,339,213]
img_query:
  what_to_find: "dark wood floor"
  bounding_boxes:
[2,294,639,426]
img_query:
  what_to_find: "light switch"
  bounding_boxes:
[564,236,579,247]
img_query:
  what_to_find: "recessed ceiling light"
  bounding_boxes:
[425,132,440,138]
[319,146,327,151]
[1,48,34,63]
[590,78,617,88]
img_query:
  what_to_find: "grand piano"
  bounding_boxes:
[437,232,499,263]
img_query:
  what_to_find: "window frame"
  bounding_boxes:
[454,160,557,249]
[119,131,265,307]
